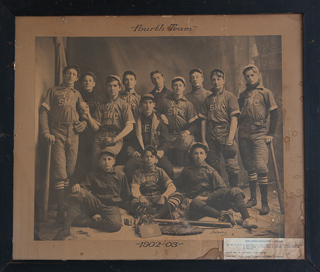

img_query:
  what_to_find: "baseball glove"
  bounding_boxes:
[174,134,195,151]
[218,210,236,226]
[223,144,237,158]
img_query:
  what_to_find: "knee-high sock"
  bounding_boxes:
[248,172,257,199]
[54,180,65,219]
[233,193,250,219]
[259,183,268,206]
[63,197,81,231]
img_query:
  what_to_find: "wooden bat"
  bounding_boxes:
[153,219,233,228]
[42,143,52,221]
[269,141,285,214]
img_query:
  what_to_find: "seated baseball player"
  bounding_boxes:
[53,149,131,240]
[131,145,183,219]
[83,75,135,171]
[158,76,198,165]
[39,64,87,222]
[124,94,174,183]
[175,143,257,229]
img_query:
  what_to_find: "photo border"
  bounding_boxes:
[1,0,319,271]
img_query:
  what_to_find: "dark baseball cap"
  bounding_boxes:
[99,148,116,158]
[190,142,209,154]
[142,145,158,157]
[140,93,155,103]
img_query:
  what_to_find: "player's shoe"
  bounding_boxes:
[53,229,70,240]
[242,217,258,229]
[246,198,257,208]
[259,205,270,215]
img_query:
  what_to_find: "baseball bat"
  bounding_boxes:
[269,141,285,214]
[153,219,232,228]
[42,143,52,221]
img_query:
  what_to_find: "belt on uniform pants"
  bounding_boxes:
[208,121,229,129]
[243,119,267,126]
[51,122,74,127]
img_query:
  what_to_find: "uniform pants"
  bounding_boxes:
[67,188,122,232]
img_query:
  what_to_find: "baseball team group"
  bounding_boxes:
[39,63,279,240]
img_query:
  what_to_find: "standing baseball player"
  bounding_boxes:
[158,76,198,165]
[124,94,174,183]
[39,64,87,222]
[186,68,211,142]
[119,70,141,120]
[83,75,135,171]
[73,71,103,182]
[238,64,278,215]
[149,70,173,109]
[199,69,240,188]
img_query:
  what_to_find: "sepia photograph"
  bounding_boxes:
[13,15,304,260]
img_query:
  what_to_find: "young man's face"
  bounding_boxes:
[192,147,207,166]
[172,81,185,97]
[82,75,96,92]
[244,69,260,86]
[143,150,158,168]
[63,68,79,85]
[151,73,165,90]
[123,74,136,91]
[141,99,155,117]
[189,72,204,87]
[99,154,116,172]
[106,80,121,98]
[211,74,225,91]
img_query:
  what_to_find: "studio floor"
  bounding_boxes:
[35,182,284,241]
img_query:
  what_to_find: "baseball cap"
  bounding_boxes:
[189,68,204,77]
[140,93,155,103]
[106,75,122,85]
[99,148,116,158]
[242,64,260,75]
[142,145,158,157]
[172,76,186,86]
[190,142,209,154]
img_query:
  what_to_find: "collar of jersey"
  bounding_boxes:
[97,166,116,174]
[210,87,225,96]
[122,90,137,96]
[142,165,157,172]
[58,82,76,92]
[168,94,187,101]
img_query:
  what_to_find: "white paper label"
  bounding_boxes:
[224,238,304,259]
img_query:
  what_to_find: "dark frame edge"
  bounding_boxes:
[0,1,14,271]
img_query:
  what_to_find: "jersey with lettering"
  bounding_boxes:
[41,83,83,123]
[238,84,278,122]
[199,88,240,124]
[119,90,141,120]
[176,162,227,199]
[132,166,172,196]
[94,97,135,133]
[159,95,198,133]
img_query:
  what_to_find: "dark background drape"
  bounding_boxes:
[35,36,282,203]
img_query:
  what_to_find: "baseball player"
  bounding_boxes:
[73,71,103,182]
[131,145,183,219]
[158,76,198,165]
[186,68,211,142]
[149,70,173,109]
[124,94,174,183]
[238,64,278,215]
[199,69,240,188]
[83,75,135,171]
[53,149,131,240]
[176,143,257,229]
[39,64,87,222]
[119,70,141,120]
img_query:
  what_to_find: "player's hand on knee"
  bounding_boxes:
[74,120,87,133]
[44,133,55,144]
[132,151,141,158]
[196,195,208,204]
[139,196,150,207]
[265,135,273,143]
[71,183,81,193]
[157,196,166,206]
[92,214,102,221]
[160,114,169,125]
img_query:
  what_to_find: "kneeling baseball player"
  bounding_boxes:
[176,143,257,229]
[131,145,183,219]
[53,149,131,240]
